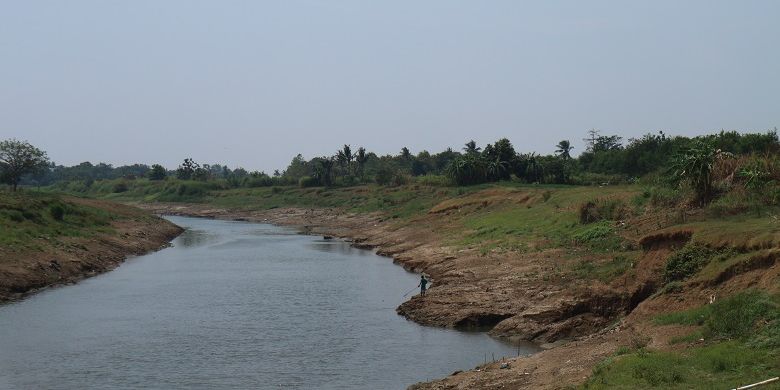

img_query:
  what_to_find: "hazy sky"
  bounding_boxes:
[1,1,778,172]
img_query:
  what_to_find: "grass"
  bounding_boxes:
[583,342,779,389]
[456,186,639,252]
[585,291,780,389]
[0,191,118,251]
[571,255,635,282]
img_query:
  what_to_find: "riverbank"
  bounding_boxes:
[129,184,780,389]
[0,193,183,303]
[133,202,635,388]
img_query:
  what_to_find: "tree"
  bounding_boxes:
[148,164,167,180]
[555,140,574,160]
[355,147,368,180]
[463,140,481,155]
[0,139,50,191]
[592,135,623,153]
[283,154,310,180]
[483,138,515,180]
[584,129,600,152]
[446,154,488,185]
[176,158,199,180]
[313,157,334,186]
[400,147,411,160]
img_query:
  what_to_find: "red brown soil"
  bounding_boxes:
[0,198,183,303]
[133,200,780,390]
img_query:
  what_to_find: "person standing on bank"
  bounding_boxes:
[418,275,429,296]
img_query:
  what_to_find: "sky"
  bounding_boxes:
[1,1,778,172]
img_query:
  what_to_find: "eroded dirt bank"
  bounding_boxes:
[0,198,183,303]
[129,201,752,389]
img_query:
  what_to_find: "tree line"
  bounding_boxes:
[2,129,778,194]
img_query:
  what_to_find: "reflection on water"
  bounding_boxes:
[308,240,372,256]
[0,216,539,390]
[176,228,218,248]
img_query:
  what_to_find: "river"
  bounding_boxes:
[0,216,538,389]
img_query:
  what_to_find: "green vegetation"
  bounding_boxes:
[0,191,118,251]
[663,243,720,282]
[0,139,50,191]
[585,291,780,389]
[571,255,634,282]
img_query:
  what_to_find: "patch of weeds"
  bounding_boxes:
[663,243,718,282]
[669,330,705,345]
[571,255,633,282]
[657,281,684,295]
[578,198,630,224]
[655,291,779,341]
[574,221,614,242]
[542,190,552,202]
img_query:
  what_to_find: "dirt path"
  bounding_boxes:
[0,198,183,303]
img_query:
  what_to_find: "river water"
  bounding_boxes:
[0,216,538,389]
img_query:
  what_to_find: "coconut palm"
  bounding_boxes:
[555,140,574,160]
[463,140,481,155]
[355,147,368,181]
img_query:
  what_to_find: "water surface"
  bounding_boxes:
[0,216,537,389]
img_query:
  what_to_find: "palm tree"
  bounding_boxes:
[555,140,574,160]
[314,157,334,186]
[355,147,368,180]
[400,147,411,160]
[463,140,481,155]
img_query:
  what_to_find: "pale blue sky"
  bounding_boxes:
[1,1,778,172]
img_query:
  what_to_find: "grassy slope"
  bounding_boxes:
[0,191,118,251]
[53,178,780,387]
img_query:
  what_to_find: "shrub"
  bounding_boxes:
[706,291,776,340]
[578,198,629,224]
[374,168,394,186]
[391,173,410,187]
[573,221,614,243]
[112,182,129,193]
[4,209,24,222]
[647,186,682,207]
[413,174,450,187]
[49,204,65,221]
[663,243,715,282]
[298,176,319,188]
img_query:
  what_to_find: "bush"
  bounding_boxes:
[706,291,776,340]
[112,182,129,193]
[655,290,779,341]
[391,173,410,187]
[573,221,614,243]
[647,186,682,208]
[663,243,715,282]
[49,204,65,221]
[298,176,319,188]
[578,198,629,224]
[374,168,394,186]
[413,174,450,187]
